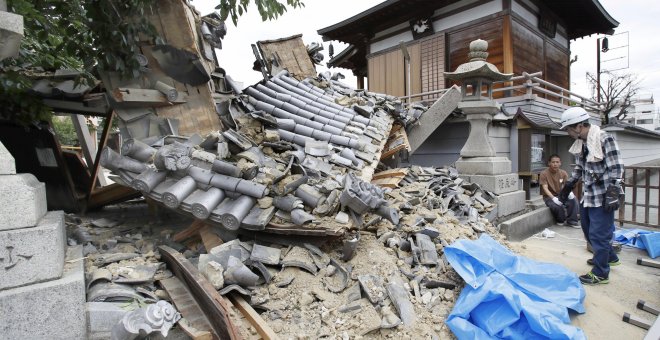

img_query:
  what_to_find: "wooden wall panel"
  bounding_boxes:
[511,17,570,99]
[512,20,544,77]
[367,49,405,96]
[544,42,569,90]
[447,18,504,97]
[409,43,422,100]
[448,18,504,75]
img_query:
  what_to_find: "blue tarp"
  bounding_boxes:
[614,228,660,258]
[445,234,586,339]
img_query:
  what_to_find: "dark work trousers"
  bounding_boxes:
[580,205,619,278]
[543,197,579,224]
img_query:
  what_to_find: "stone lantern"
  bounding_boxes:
[444,39,512,170]
[444,39,525,219]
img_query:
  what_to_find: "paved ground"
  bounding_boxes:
[511,223,660,339]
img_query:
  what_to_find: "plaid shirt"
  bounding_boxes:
[570,131,624,207]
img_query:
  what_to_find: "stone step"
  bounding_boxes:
[0,173,47,231]
[495,190,527,217]
[498,207,554,241]
[526,196,546,209]
[0,245,86,339]
[0,210,66,290]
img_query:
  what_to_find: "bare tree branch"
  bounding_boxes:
[586,71,641,125]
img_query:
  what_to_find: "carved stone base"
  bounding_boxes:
[0,211,65,290]
[460,173,519,195]
[0,246,86,339]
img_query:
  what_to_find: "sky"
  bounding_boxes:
[191,0,660,104]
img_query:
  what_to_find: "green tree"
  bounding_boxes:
[1,0,304,123]
[216,0,304,25]
[51,116,79,146]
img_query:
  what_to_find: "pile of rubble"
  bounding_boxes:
[89,72,511,338]
[71,163,506,338]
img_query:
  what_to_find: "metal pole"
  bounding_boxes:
[597,38,601,103]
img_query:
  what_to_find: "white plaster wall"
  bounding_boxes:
[433,0,502,33]
[374,22,410,39]
[607,130,660,166]
[370,31,413,54]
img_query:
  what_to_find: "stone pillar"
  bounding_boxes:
[0,3,24,61]
[0,142,86,339]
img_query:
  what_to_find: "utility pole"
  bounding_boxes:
[597,38,601,103]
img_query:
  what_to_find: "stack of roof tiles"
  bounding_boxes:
[101,71,409,236]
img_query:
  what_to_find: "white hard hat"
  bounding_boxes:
[560,107,590,129]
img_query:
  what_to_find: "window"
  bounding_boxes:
[636,119,653,124]
[530,134,546,172]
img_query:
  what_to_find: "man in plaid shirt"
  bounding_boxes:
[558,107,624,285]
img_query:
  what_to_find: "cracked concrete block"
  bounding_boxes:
[0,173,47,231]
[495,190,526,217]
[0,246,86,340]
[499,206,554,241]
[0,211,66,290]
[0,142,16,175]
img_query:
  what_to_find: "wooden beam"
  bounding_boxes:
[42,98,109,116]
[112,88,185,106]
[228,292,279,340]
[71,114,97,171]
[372,168,409,180]
[87,183,140,210]
[199,225,223,252]
[173,219,207,243]
[86,111,115,203]
[502,15,514,85]
[158,246,242,340]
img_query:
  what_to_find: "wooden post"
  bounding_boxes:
[86,111,115,201]
[71,114,97,171]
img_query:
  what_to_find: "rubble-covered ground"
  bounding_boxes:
[71,162,511,339]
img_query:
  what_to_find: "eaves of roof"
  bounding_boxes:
[603,122,660,138]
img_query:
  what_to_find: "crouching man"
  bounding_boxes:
[539,154,579,227]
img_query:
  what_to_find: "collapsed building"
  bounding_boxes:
[0,0,592,339]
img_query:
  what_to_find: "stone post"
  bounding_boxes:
[0,142,86,339]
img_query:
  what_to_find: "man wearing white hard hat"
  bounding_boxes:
[558,107,624,285]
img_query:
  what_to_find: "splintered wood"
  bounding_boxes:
[371,168,410,188]
[381,124,411,160]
